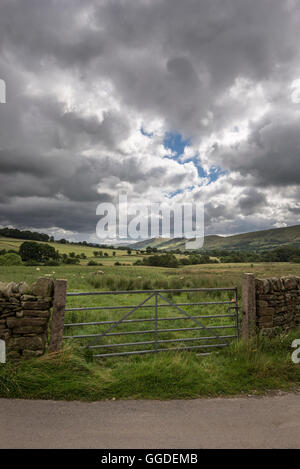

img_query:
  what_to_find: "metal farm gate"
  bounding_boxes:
[63,287,239,358]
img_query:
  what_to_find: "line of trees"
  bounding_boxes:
[0,227,50,242]
[205,246,300,263]
[133,246,300,268]
[136,253,179,268]
[135,253,218,268]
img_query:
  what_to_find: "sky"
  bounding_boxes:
[0,0,300,242]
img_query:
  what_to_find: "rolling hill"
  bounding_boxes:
[130,224,300,251]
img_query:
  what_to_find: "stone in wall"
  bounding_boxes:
[0,278,54,359]
[255,275,300,337]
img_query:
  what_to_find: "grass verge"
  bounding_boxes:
[0,328,299,401]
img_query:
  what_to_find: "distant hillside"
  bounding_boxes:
[130,225,300,251]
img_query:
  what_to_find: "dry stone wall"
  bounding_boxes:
[255,276,300,336]
[242,273,300,339]
[0,277,54,359]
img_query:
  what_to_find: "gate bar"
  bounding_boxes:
[65,300,234,312]
[93,343,228,358]
[64,324,237,340]
[64,314,236,328]
[67,287,237,297]
[87,292,155,347]
[89,334,236,349]
[158,292,227,343]
[234,287,239,340]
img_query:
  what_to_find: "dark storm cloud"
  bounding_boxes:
[238,188,266,214]
[204,202,233,222]
[217,110,300,187]
[0,197,99,233]
[2,0,298,135]
[92,0,300,136]
[60,110,131,149]
[0,0,299,237]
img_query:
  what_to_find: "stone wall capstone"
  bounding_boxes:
[255,275,300,337]
[0,277,54,359]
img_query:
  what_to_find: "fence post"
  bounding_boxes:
[241,273,256,340]
[49,279,67,352]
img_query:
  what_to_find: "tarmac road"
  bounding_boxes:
[1,392,299,449]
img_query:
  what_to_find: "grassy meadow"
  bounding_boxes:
[0,243,299,400]
[0,236,140,266]
[1,331,299,400]
[1,258,300,358]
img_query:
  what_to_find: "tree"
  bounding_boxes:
[0,227,49,242]
[40,244,60,262]
[63,257,80,264]
[19,241,59,263]
[142,253,179,268]
[19,242,41,262]
[127,249,132,255]
[0,253,22,265]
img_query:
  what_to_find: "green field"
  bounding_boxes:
[1,260,299,351]
[0,260,299,400]
[1,259,300,290]
[0,236,141,266]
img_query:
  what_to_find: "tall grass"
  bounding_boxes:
[1,329,299,400]
[85,270,239,293]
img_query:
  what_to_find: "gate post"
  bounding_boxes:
[241,273,256,341]
[49,279,67,352]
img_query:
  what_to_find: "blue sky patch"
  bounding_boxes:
[141,128,226,196]
[163,131,191,159]
[207,166,227,182]
[166,186,195,198]
[163,131,226,184]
